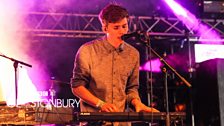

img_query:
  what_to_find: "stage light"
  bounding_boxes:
[163,0,188,17]
[140,59,162,73]
[163,0,222,44]
[0,0,41,105]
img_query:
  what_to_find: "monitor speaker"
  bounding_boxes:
[194,58,224,126]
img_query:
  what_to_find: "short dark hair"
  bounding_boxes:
[99,4,129,26]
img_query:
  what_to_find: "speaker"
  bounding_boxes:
[194,58,224,126]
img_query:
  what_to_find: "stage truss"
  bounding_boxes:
[25,12,224,39]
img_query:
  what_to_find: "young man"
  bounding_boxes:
[71,4,159,125]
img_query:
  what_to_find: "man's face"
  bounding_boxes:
[105,18,128,41]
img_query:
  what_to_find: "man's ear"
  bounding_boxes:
[102,26,107,33]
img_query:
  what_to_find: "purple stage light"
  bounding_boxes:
[163,0,222,44]
[140,58,162,73]
[163,0,187,17]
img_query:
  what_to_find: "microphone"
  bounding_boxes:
[121,31,145,41]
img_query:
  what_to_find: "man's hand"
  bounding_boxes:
[100,103,119,112]
[131,98,159,112]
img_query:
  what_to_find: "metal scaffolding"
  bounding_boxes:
[25,12,224,39]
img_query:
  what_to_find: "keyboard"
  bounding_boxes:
[74,112,186,122]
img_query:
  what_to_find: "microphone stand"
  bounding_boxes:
[136,35,192,126]
[0,53,32,105]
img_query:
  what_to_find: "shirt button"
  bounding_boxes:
[113,72,115,74]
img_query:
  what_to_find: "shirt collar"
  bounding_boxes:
[101,36,125,53]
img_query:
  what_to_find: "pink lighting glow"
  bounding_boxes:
[0,0,43,105]
[163,0,187,17]
[164,0,222,43]
[140,59,162,73]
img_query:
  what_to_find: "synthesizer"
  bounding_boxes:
[74,112,186,122]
